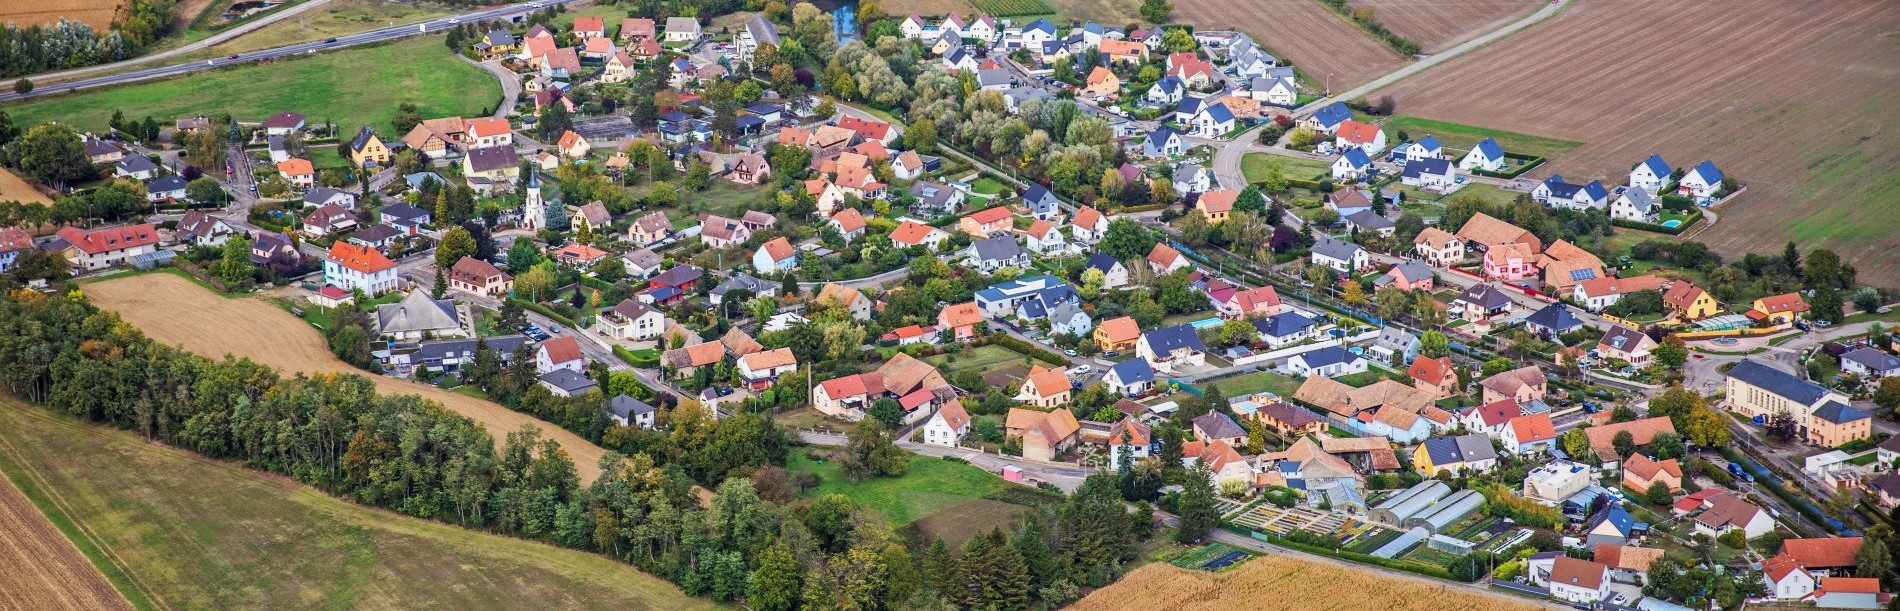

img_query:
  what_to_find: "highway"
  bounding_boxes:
[0,0,577,103]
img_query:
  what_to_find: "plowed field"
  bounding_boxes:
[1377,0,1900,286]
[1354,0,1539,53]
[0,469,135,611]
[1176,0,1406,91]
[83,272,610,483]
[1071,554,1545,611]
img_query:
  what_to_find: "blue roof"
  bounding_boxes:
[644,286,681,302]
[1341,147,1371,167]
[1312,102,1351,128]
[1142,324,1206,353]
[1470,137,1503,160]
[1204,102,1234,123]
[1541,174,1583,199]
[1298,345,1359,368]
[1639,154,1670,177]
[1727,359,1830,405]
[1813,400,1870,425]
[1153,75,1182,94]
[1252,311,1315,338]
[1023,183,1058,205]
[1690,159,1724,184]
[1401,157,1451,178]
[148,175,189,191]
[1086,252,1121,273]
[1110,358,1155,384]
[1587,503,1634,536]
[1581,180,1609,200]
[1145,126,1178,149]
[1525,303,1585,331]
[1415,135,1441,151]
[1025,18,1058,34]
[1175,96,1204,116]
[1422,434,1496,465]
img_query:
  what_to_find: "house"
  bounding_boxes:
[620,17,656,41]
[1623,453,1683,493]
[52,224,159,270]
[828,209,867,243]
[1582,417,1676,467]
[1459,137,1505,172]
[1014,366,1072,408]
[1103,359,1155,397]
[536,336,586,374]
[305,187,357,210]
[1310,236,1369,273]
[346,224,401,252]
[538,369,598,397]
[275,158,315,190]
[889,220,949,251]
[1331,148,1373,182]
[736,348,798,389]
[175,211,236,247]
[966,235,1031,274]
[1220,285,1281,319]
[550,242,610,268]
[1814,578,1882,609]
[662,341,725,380]
[538,47,583,78]
[1025,220,1066,254]
[375,204,429,236]
[448,256,511,296]
[1305,102,1353,134]
[1142,127,1183,157]
[1254,401,1328,438]
[1084,66,1120,96]
[1678,160,1725,200]
[266,135,290,162]
[1148,242,1190,275]
[1597,326,1658,367]
[1692,491,1774,539]
[1105,418,1152,469]
[1068,206,1108,244]
[1811,401,1873,449]
[83,136,124,164]
[698,214,752,249]
[1007,407,1081,461]
[1285,346,1367,377]
[249,232,298,267]
[555,130,591,159]
[1021,184,1062,220]
[1084,252,1129,290]
[598,298,665,341]
[1137,324,1207,374]
[1375,260,1434,292]
[908,181,965,218]
[1582,503,1637,547]
[1344,210,1395,237]
[263,111,306,136]
[1524,302,1586,340]
[1397,135,1445,162]
[936,302,985,342]
[1606,188,1662,224]
[1748,293,1810,325]
[1191,412,1248,448]
[320,242,398,295]
[1478,242,1537,281]
[1413,433,1499,475]
[1479,365,1546,404]
[735,15,779,64]
[462,146,521,189]
[838,115,896,145]
[1456,212,1540,253]
[1093,316,1141,353]
[1523,460,1595,506]
[1172,163,1211,195]
[890,150,925,180]
[1463,399,1522,438]
[1531,174,1609,210]
[1187,101,1234,138]
[464,117,513,149]
[1841,347,1900,378]
[1247,76,1297,106]
[1501,413,1558,455]
[1399,157,1455,190]
[708,273,776,307]
[376,291,466,340]
[663,16,701,43]
[1409,356,1460,398]
[1192,188,1236,224]
[1450,283,1514,321]
[606,394,657,429]
[1573,275,1667,312]
[1759,538,1867,601]
[923,403,972,447]
[141,175,187,202]
[1146,75,1184,106]
[1251,311,1318,348]
[571,201,611,232]
[1412,227,1465,266]
[347,127,390,168]
[1660,282,1719,320]
[729,153,771,184]
[752,237,798,274]
[1166,53,1217,89]
[960,206,1013,237]
[1595,544,1665,586]
[1334,120,1386,154]
[1629,154,1671,194]
[625,211,672,247]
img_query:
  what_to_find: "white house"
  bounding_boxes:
[1679,159,1725,200]
[1399,157,1456,191]
[1188,102,1235,138]
[1628,154,1670,194]
[1310,236,1369,273]
[1610,189,1661,223]
[663,17,702,43]
[1283,346,1366,377]
[1548,557,1612,605]
[1247,76,1296,106]
[323,242,399,295]
[1103,359,1155,396]
[1146,76,1184,106]
[1331,148,1373,182]
[608,395,657,429]
[922,403,971,447]
[1399,135,1445,162]
[1142,127,1183,157]
[1137,325,1207,374]
[1531,174,1609,210]
[1172,162,1211,195]
[598,298,666,341]
[1458,137,1505,172]
[1025,220,1068,255]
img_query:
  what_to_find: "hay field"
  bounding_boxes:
[1176,0,1406,91]
[82,272,610,483]
[1070,555,1547,611]
[0,467,135,611]
[0,167,56,206]
[1352,0,1538,53]
[1376,0,1900,287]
[0,0,122,30]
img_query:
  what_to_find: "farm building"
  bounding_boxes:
[1371,527,1430,559]
[1371,479,1451,526]
[1404,488,1485,534]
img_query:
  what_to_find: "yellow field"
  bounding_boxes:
[0,167,56,206]
[1070,555,1549,611]
[173,0,460,62]
[0,0,122,29]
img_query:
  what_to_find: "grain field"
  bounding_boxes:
[1176,0,1406,91]
[1352,0,1539,53]
[1376,0,1900,287]
[1071,555,1548,611]
[0,468,135,611]
[83,272,610,483]
[0,0,122,30]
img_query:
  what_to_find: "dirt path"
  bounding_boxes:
[0,467,137,611]
[83,272,609,483]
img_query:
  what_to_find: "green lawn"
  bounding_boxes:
[1200,370,1301,398]
[787,453,1011,525]
[1242,153,1334,182]
[1444,182,1519,206]
[0,398,721,611]
[1379,115,1583,160]
[924,344,1035,377]
[6,37,499,135]
[969,176,1009,195]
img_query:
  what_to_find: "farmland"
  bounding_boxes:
[1352,0,1539,53]
[0,167,57,205]
[1373,116,1581,160]
[168,0,460,62]
[1375,0,1900,287]
[1175,0,1405,91]
[0,0,121,30]
[81,272,612,483]
[0,458,136,611]
[971,0,1058,18]
[2,37,498,135]
[0,398,721,611]
[1070,554,1543,611]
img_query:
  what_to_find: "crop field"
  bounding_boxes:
[170,0,460,61]
[1352,0,1539,53]
[1070,554,1544,611]
[0,398,720,611]
[902,498,1030,549]
[0,167,56,206]
[1176,0,1405,91]
[971,0,1058,17]
[1376,0,1900,287]
[3,37,497,136]
[0,0,121,30]
[1375,116,1581,160]
[0,462,135,611]
[81,272,611,483]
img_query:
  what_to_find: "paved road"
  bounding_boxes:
[465,57,522,118]
[0,0,576,103]
[0,0,341,88]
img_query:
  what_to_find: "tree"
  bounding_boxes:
[1612,431,1636,459]
[1175,463,1218,543]
[436,227,476,270]
[842,420,906,482]
[868,397,902,429]
[432,267,448,298]
[1766,409,1798,441]
[1560,428,1591,458]
[1099,218,1157,262]
[16,123,92,189]
[185,178,224,204]
[1655,336,1689,368]
[517,266,556,301]
[391,103,423,134]
[1482,358,1513,377]
[1875,377,1900,414]
[748,540,802,611]
[1650,431,1685,460]
[1342,282,1366,307]
[506,239,541,274]
[1420,330,1449,358]
[218,236,253,286]
[14,78,31,94]
[1140,0,1174,23]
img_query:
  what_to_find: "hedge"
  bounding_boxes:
[510,298,579,329]
[612,345,660,368]
[990,334,1069,366]
[1610,210,1703,236]
[1717,446,1832,535]
[1471,154,1546,179]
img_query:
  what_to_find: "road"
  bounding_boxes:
[0,0,341,89]
[465,57,522,118]
[0,0,577,103]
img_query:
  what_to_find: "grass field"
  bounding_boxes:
[81,272,613,483]
[0,398,720,611]
[1200,370,1301,398]
[169,0,460,62]
[1444,182,1518,207]
[1376,116,1581,160]
[0,166,57,205]
[788,453,1012,525]
[1241,153,1334,182]
[4,37,498,135]
[1070,554,1542,611]
[924,344,1038,378]
[0,449,137,611]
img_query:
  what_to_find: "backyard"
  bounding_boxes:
[1242,153,1335,183]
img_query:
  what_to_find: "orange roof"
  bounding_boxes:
[1549,557,1607,591]
[830,208,866,233]
[1593,545,1664,573]
[1763,552,1805,582]
[540,336,583,364]
[1096,316,1140,344]
[1408,355,1454,386]
[326,242,395,273]
[583,36,615,55]
[1228,286,1279,312]
[1198,188,1238,213]
[552,242,609,261]
[937,403,971,430]
[666,341,726,368]
[939,302,984,327]
[1507,413,1556,442]
[966,206,1012,225]
[572,16,605,33]
[466,117,511,139]
[1109,417,1151,446]
[1662,281,1708,309]
[1072,206,1104,229]
[890,220,940,246]
[1818,577,1881,594]
[760,236,795,261]
[1007,407,1080,445]
[56,224,159,255]
[1099,39,1145,57]
[276,157,314,176]
[1623,453,1682,480]
[1455,212,1539,251]
[1578,275,1667,297]
[557,130,584,149]
[850,139,890,161]
[777,126,813,146]
[1027,219,1057,239]
[1148,242,1182,266]
[522,36,556,59]
[739,347,798,370]
[1086,66,1116,86]
[836,115,892,141]
[1781,537,1863,568]
[1414,226,1460,248]
[1756,292,1809,314]
[818,372,876,399]
[1022,365,1071,399]
[1585,416,1675,459]
[1335,120,1381,145]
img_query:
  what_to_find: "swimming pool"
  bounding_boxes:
[1660,219,1682,228]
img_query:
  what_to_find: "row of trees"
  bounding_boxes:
[0,0,174,80]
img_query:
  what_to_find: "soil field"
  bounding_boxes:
[0,0,122,30]
[1175,0,1406,91]
[1070,555,1546,611]
[0,167,57,205]
[0,465,136,611]
[82,272,610,483]
[0,398,722,611]
[1352,0,1538,53]
[1375,0,1900,287]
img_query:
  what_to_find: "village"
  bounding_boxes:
[3,2,1900,610]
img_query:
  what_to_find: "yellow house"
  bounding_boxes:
[1748,293,1809,325]
[1662,282,1720,320]
[348,127,391,168]
[1085,66,1120,96]
[1094,316,1141,352]
[930,34,957,56]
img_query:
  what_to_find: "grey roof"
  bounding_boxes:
[414,334,528,363]
[970,234,1028,262]
[538,369,598,394]
[1252,311,1314,338]
[1812,401,1869,425]
[1727,359,1830,406]
[622,247,662,269]
[743,15,779,46]
[1086,252,1122,274]
[665,16,699,32]
[305,186,351,206]
[909,181,961,208]
[1374,326,1418,350]
[977,68,1013,88]
[1455,283,1513,310]
[377,291,460,334]
[1383,259,1431,282]
[1311,236,1363,262]
[350,126,378,152]
[1842,347,1900,372]
[349,223,401,243]
[116,155,157,173]
[1401,157,1452,179]
[1192,412,1247,440]
[1600,326,1649,353]
[1422,433,1498,466]
[1620,188,1658,213]
[267,135,286,151]
[485,30,515,46]
[381,204,429,223]
[1297,345,1360,368]
[147,175,189,192]
[465,146,519,172]
[1347,210,1395,231]
[609,394,657,420]
[1142,324,1206,353]
[711,273,776,297]
[1172,162,1204,184]
[1525,302,1585,332]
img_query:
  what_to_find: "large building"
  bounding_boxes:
[1726,359,1867,447]
[54,224,160,270]
[324,242,399,295]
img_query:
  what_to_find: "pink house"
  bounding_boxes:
[1483,243,1539,281]
[1377,260,1435,292]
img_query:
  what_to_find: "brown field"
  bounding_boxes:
[84,272,611,483]
[1353,0,1539,53]
[0,470,135,611]
[1176,0,1406,91]
[903,498,1029,550]
[1071,555,1547,611]
[1376,0,1900,287]
[0,0,122,30]
[0,167,56,206]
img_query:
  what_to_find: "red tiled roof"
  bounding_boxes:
[966,206,1011,225]
[539,336,583,364]
[1335,120,1381,144]
[1756,292,1810,314]
[326,242,395,273]
[760,237,795,261]
[890,221,939,246]
[1549,557,1607,591]
[1508,413,1557,443]
[1781,537,1863,569]
[1408,356,1454,386]
[56,224,158,255]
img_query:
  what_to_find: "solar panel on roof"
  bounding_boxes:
[1570,269,1597,281]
